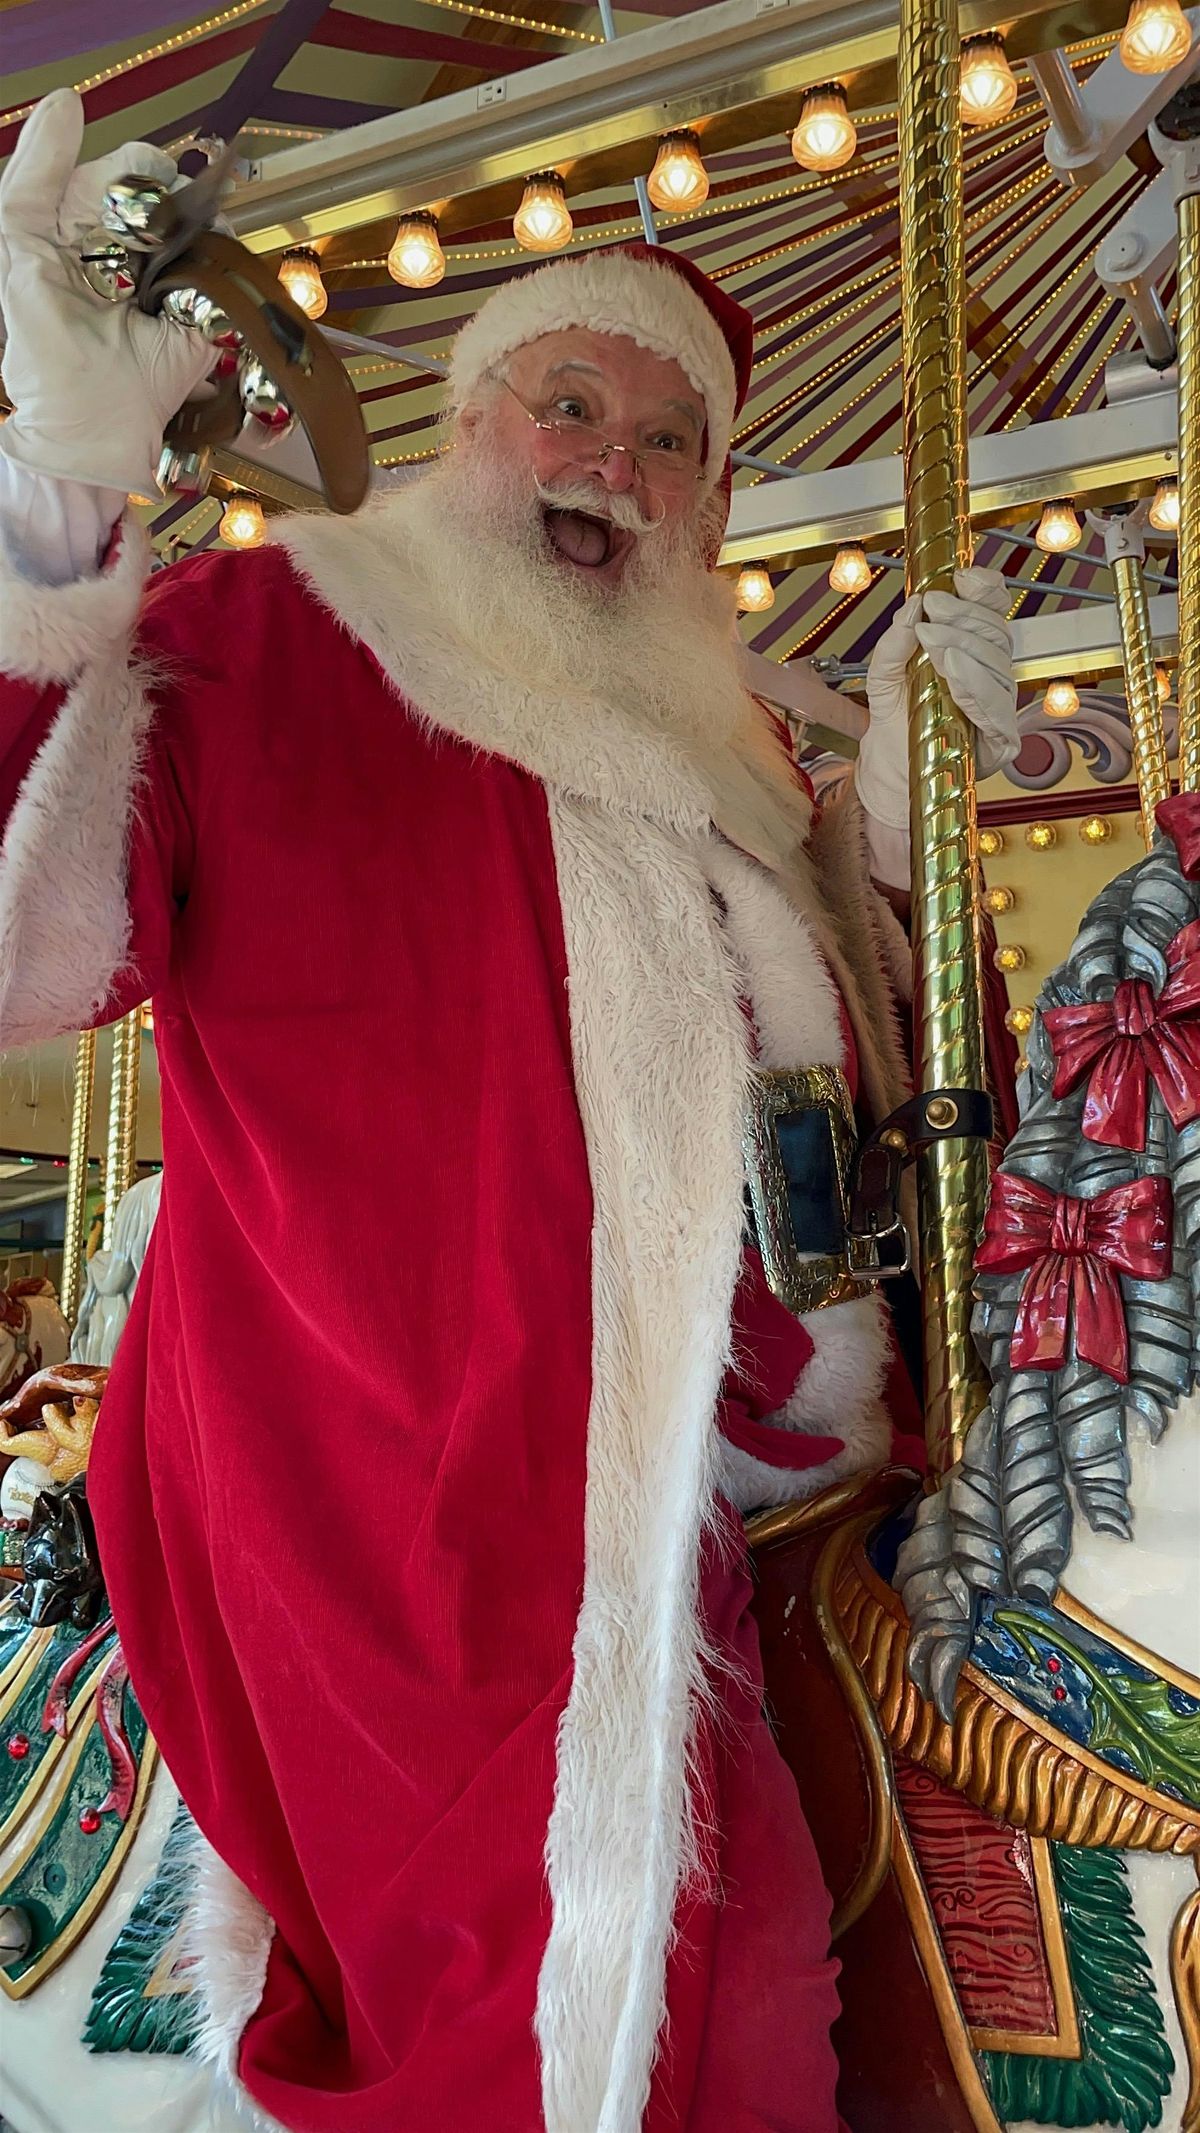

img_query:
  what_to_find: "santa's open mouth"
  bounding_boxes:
[541,505,635,572]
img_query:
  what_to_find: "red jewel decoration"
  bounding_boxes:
[1047,1656,1062,1673]
[6,1733,30,1760]
[78,1805,103,1835]
[1052,1685,1067,1703]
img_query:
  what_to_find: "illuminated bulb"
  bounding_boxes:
[791,84,857,172]
[1119,0,1192,73]
[994,943,1027,972]
[1005,1004,1034,1036]
[220,494,266,549]
[513,174,573,253]
[1079,814,1113,845]
[1149,476,1180,532]
[1035,498,1082,553]
[984,885,1015,914]
[1043,678,1080,719]
[387,213,445,289]
[960,33,1019,125]
[736,565,775,613]
[828,543,872,595]
[1156,664,1172,702]
[978,827,1005,857]
[1025,821,1057,850]
[647,131,710,213]
[277,245,327,319]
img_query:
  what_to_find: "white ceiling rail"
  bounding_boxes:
[1034,12,1200,192]
[719,393,1179,563]
[1095,163,1179,367]
[1010,588,1179,678]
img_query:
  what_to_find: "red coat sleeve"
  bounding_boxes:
[0,525,274,1047]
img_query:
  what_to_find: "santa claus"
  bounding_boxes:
[0,93,1018,2133]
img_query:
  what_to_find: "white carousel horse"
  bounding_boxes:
[70,1172,163,1371]
[898,815,1200,2133]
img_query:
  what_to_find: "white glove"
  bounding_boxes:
[0,89,216,498]
[856,565,1019,834]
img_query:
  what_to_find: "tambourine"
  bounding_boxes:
[78,154,369,515]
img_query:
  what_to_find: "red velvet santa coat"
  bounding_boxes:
[0,490,911,2133]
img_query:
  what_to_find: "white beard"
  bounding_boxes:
[371,447,814,872]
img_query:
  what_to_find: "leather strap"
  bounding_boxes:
[848,1087,994,1278]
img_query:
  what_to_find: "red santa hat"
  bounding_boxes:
[448,241,754,483]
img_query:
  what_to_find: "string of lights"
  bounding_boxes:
[1,0,270,129]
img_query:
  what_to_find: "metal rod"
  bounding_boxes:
[898,0,991,1479]
[1026,49,1092,157]
[1178,183,1200,791]
[60,1031,96,1326]
[595,0,660,246]
[1111,541,1172,842]
[103,1012,143,1250]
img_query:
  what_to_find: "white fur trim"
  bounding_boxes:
[448,251,737,478]
[705,838,844,1072]
[0,525,156,1046]
[0,516,148,684]
[536,801,749,2133]
[720,1295,892,1515]
[177,1827,282,2129]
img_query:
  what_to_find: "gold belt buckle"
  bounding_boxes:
[743,1065,866,1315]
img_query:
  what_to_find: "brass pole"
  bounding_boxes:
[60,1029,96,1325]
[103,1010,143,1250]
[899,0,991,1477]
[1109,535,1172,844]
[1177,185,1200,794]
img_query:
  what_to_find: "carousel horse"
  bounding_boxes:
[70,1173,162,1372]
[753,791,1200,2133]
[0,1280,68,1408]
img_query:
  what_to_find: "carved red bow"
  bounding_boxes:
[1042,919,1200,1149]
[1157,792,1200,880]
[975,1171,1172,1383]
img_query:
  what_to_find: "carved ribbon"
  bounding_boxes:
[1158,791,1200,880]
[1043,919,1200,1148]
[975,1172,1173,1383]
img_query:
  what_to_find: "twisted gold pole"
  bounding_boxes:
[1177,188,1200,795]
[899,0,991,1477]
[1111,545,1172,844]
[103,1010,143,1250]
[60,1029,96,1325]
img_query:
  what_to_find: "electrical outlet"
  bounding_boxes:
[478,79,507,107]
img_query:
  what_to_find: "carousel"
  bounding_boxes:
[1,0,1199,2128]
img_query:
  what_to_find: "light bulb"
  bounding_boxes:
[1035,498,1082,553]
[736,565,775,613]
[387,213,446,289]
[1119,0,1192,73]
[1043,679,1080,719]
[984,885,1015,914]
[1079,814,1113,845]
[1025,821,1057,850]
[220,494,266,549]
[1005,1004,1034,1036]
[277,245,327,319]
[1149,476,1180,532]
[647,131,710,213]
[994,943,1027,972]
[1156,664,1172,702]
[828,543,872,595]
[791,84,857,173]
[960,34,1019,126]
[513,174,573,253]
[978,827,1005,857]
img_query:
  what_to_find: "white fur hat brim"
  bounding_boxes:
[448,250,738,480]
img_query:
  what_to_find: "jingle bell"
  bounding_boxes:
[0,1904,33,1963]
[160,285,206,330]
[78,231,137,303]
[237,353,296,439]
[101,173,172,251]
[190,292,241,348]
[156,443,212,497]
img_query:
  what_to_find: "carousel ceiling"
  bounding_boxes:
[0,0,1186,707]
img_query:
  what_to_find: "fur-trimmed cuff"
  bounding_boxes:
[719,1292,892,1514]
[0,518,150,685]
[178,1828,282,2127]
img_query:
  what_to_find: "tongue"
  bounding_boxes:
[546,509,610,566]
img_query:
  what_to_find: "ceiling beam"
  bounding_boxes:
[719,391,1178,565]
[224,0,1129,251]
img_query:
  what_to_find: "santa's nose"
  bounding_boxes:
[593,443,639,494]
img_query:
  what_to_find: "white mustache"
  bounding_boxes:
[534,474,663,536]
